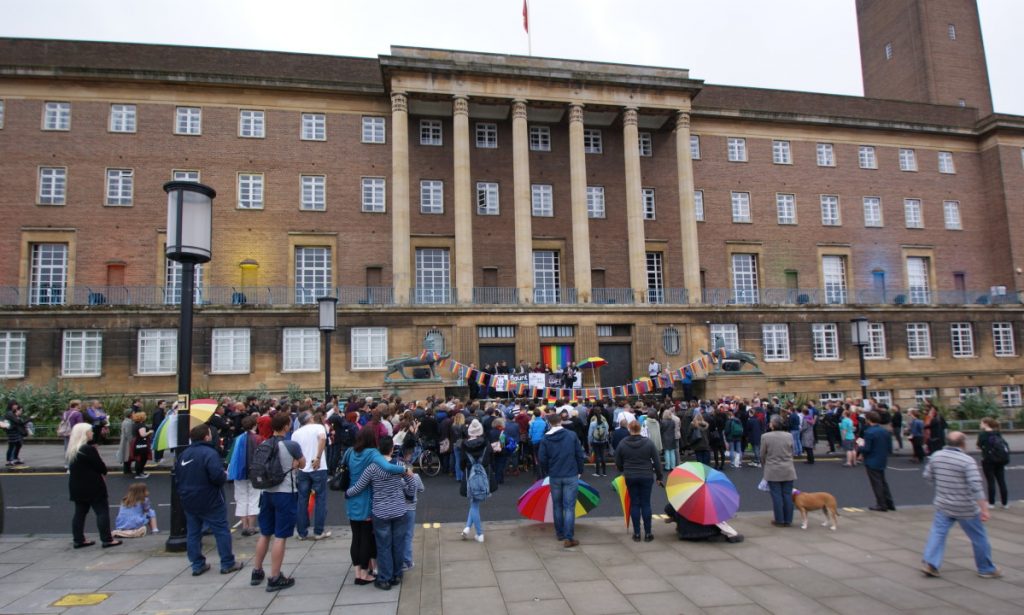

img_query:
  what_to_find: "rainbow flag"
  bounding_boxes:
[476,371,489,386]
[540,344,573,371]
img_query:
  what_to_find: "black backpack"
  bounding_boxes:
[249,436,288,489]
[982,433,1010,465]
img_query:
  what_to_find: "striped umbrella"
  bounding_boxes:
[665,461,740,525]
[517,477,600,523]
[153,399,220,451]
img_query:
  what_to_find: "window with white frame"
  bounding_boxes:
[583,128,602,154]
[820,392,845,405]
[211,328,250,374]
[761,324,790,361]
[173,169,200,182]
[709,324,739,352]
[884,42,893,60]
[282,327,320,372]
[820,195,841,226]
[821,255,847,304]
[1001,385,1021,407]
[0,99,5,128]
[352,327,387,370]
[362,177,386,212]
[475,122,497,148]
[993,322,1015,357]
[731,191,751,223]
[638,132,652,157]
[105,168,133,206]
[776,193,796,224]
[958,387,980,402]
[727,137,747,162]
[531,184,553,217]
[38,167,67,205]
[419,119,442,146]
[239,109,265,138]
[533,250,561,304]
[175,106,201,135]
[43,101,70,130]
[943,200,961,229]
[690,135,701,160]
[694,190,704,221]
[238,173,264,209]
[362,116,385,143]
[907,256,930,303]
[816,142,835,167]
[863,196,883,227]
[950,322,974,357]
[772,140,792,164]
[420,180,443,214]
[29,243,67,305]
[137,329,177,375]
[731,253,759,304]
[904,198,923,228]
[586,186,605,219]
[898,148,917,171]
[476,182,499,215]
[597,326,614,337]
[300,175,326,211]
[63,330,102,376]
[414,248,451,304]
[0,332,27,378]
[907,323,932,358]
[164,260,203,305]
[915,388,938,405]
[109,104,136,133]
[811,323,839,359]
[301,113,326,141]
[869,390,893,407]
[294,246,331,304]
[646,252,664,303]
[938,151,955,174]
[858,145,877,169]
[478,326,516,339]
[948,23,957,40]
[864,323,887,359]
[642,188,656,220]
[529,125,550,151]
[539,325,574,338]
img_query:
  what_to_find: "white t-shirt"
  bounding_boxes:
[291,423,327,472]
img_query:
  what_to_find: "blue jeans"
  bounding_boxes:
[295,469,328,537]
[768,480,794,525]
[663,448,677,470]
[465,500,482,535]
[454,446,464,481]
[729,440,743,464]
[791,431,803,456]
[923,510,996,574]
[403,508,416,568]
[695,450,711,466]
[549,476,579,541]
[751,444,761,463]
[625,475,654,536]
[373,513,410,583]
[185,503,235,573]
[494,454,508,484]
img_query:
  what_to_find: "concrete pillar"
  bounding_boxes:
[622,107,648,303]
[452,95,474,304]
[390,92,411,304]
[511,99,534,304]
[568,103,592,303]
[675,111,701,304]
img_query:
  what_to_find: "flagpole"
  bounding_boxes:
[524,0,532,56]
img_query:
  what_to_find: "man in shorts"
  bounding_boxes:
[251,412,305,592]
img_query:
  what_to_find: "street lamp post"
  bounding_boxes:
[850,316,870,408]
[318,296,338,401]
[163,181,215,552]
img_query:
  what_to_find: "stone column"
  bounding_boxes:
[511,100,534,304]
[675,111,701,303]
[622,107,648,303]
[390,92,411,304]
[452,95,474,304]
[568,103,592,303]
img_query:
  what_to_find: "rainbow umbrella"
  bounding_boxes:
[153,399,221,451]
[517,477,601,523]
[610,474,631,529]
[665,461,740,525]
[576,357,607,387]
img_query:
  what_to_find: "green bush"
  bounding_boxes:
[0,381,83,422]
[954,393,1001,420]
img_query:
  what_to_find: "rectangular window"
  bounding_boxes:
[690,135,701,160]
[812,323,839,359]
[907,256,930,303]
[762,324,790,361]
[863,196,883,227]
[175,106,201,135]
[642,188,656,220]
[238,109,265,138]
[529,125,550,151]
[694,190,704,221]
[62,330,102,376]
[173,169,200,182]
[583,128,603,154]
[822,255,847,304]
[731,191,751,223]
[211,328,250,374]
[820,195,841,226]
[638,132,653,157]
[727,137,747,162]
[38,167,67,205]
[475,122,497,148]
[959,387,981,402]
[294,246,331,304]
[993,322,1015,357]
[105,168,134,206]
[776,193,796,224]
[820,392,845,405]
[772,140,792,164]
[420,180,444,214]
[898,148,917,171]
[362,116,386,143]
[0,332,27,378]
[1002,385,1022,407]
[29,243,67,305]
[948,24,957,40]
[938,151,955,174]
[869,390,893,407]
[414,248,451,304]
[476,182,499,215]
[164,260,203,305]
[863,323,887,359]
[597,325,614,337]
[858,145,877,169]
[904,198,923,228]
[539,325,574,338]
[907,323,932,358]
[238,173,265,209]
[419,119,442,146]
[361,177,386,213]
[586,186,605,219]
[950,322,975,357]
[352,327,387,370]
[283,327,320,372]
[943,200,961,230]
[709,324,739,352]
[137,329,177,375]
[300,175,326,211]
[646,252,664,303]
[533,250,561,304]
[915,388,938,404]
[43,101,71,130]
[109,104,137,133]
[478,326,516,339]
[732,253,759,304]
[531,184,553,217]
[885,43,893,60]
[816,142,835,167]
[0,99,5,128]
[301,113,326,141]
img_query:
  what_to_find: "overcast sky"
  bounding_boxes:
[2,0,1021,115]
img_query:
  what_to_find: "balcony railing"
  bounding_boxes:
[473,287,519,305]
[412,287,456,305]
[701,288,1021,306]
[534,287,578,305]
[592,288,635,305]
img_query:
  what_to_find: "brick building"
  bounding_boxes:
[1,0,1023,407]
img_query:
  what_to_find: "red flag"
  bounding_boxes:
[523,0,529,33]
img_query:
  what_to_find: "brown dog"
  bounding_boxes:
[792,489,839,531]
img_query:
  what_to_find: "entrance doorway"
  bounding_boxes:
[597,343,632,387]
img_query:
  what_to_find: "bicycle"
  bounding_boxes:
[411,443,441,477]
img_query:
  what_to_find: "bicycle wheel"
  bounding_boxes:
[419,449,441,477]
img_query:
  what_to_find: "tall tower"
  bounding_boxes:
[856,0,992,116]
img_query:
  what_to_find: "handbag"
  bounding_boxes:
[329,450,351,492]
[439,438,450,454]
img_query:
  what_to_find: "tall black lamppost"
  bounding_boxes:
[163,181,215,552]
[850,316,870,408]
[318,296,338,401]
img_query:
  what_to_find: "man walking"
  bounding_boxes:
[921,431,1000,579]
[176,424,243,577]
[251,413,305,591]
[292,412,331,541]
[537,412,586,548]
[857,411,895,512]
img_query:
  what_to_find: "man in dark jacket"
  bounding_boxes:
[537,413,586,548]
[176,424,242,576]
[857,411,895,512]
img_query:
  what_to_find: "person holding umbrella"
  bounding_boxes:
[614,420,664,542]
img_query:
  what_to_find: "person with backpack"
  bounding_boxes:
[538,412,586,548]
[686,412,711,465]
[460,419,494,543]
[744,408,764,468]
[977,417,1010,509]
[724,411,744,469]
[588,408,611,477]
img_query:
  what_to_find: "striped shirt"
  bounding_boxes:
[406,473,424,512]
[923,446,985,518]
[346,461,415,520]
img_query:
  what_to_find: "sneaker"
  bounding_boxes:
[266,575,296,592]
[563,539,580,548]
[220,562,244,574]
[134,473,150,479]
[401,562,414,571]
[192,564,211,577]
[150,529,161,534]
[978,568,1002,579]
[475,534,485,543]
[644,534,654,542]
[296,534,309,541]
[4,462,12,468]
[1001,504,1010,509]
[312,531,332,540]
[461,527,471,540]
[921,563,941,578]
[592,473,601,477]
[250,569,266,586]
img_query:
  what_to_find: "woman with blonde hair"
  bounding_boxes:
[129,411,151,479]
[66,422,120,548]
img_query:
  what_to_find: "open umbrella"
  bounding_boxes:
[610,474,631,529]
[576,356,607,388]
[665,461,740,525]
[517,477,601,523]
[153,398,221,451]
